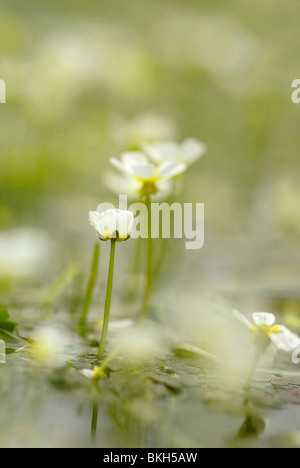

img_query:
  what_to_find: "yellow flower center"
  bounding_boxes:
[250,322,282,349]
[92,366,105,380]
[140,181,158,197]
[250,323,281,335]
[134,168,162,184]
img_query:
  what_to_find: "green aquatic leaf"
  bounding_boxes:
[0,309,17,332]
[0,340,6,364]
[0,309,9,322]
[0,321,18,332]
[172,343,221,364]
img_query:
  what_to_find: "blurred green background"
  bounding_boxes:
[1,0,300,296]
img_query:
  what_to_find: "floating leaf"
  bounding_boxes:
[149,374,182,394]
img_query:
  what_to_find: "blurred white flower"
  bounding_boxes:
[111,324,166,365]
[89,208,134,242]
[156,12,261,97]
[108,319,135,331]
[0,228,54,280]
[234,310,300,352]
[17,25,159,120]
[143,138,206,168]
[30,327,70,366]
[110,152,186,195]
[110,112,177,149]
[103,171,172,201]
[80,366,105,380]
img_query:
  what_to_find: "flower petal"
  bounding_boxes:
[103,172,142,199]
[232,309,251,328]
[110,157,132,177]
[252,312,276,327]
[89,209,133,240]
[116,209,134,240]
[121,151,149,167]
[143,142,179,163]
[158,160,187,179]
[132,163,157,181]
[181,138,207,164]
[89,210,102,233]
[270,326,300,352]
[80,369,94,379]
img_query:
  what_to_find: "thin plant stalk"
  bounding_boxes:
[79,243,100,335]
[152,184,177,285]
[91,403,99,440]
[98,239,116,359]
[121,238,142,303]
[243,346,262,407]
[42,263,81,310]
[97,344,122,374]
[154,236,167,279]
[141,194,152,319]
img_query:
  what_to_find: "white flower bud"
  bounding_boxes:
[89,208,134,242]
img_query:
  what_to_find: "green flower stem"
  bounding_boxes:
[98,239,116,359]
[91,403,99,440]
[153,185,177,283]
[141,194,153,319]
[79,243,100,335]
[243,346,262,407]
[121,238,142,303]
[98,344,122,373]
[154,236,167,279]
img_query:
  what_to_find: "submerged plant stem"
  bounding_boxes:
[79,243,100,335]
[98,240,116,359]
[243,346,262,407]
[141,194,152,319]
[98,344,122,373]
[91,403,99,440]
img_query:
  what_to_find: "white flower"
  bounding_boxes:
[142,138,206,168]
[110,324,166,365]
[110,151,186,184]
[103,171,172,201]
[89,208,134,242]
[30,326,75,366]
[0,228,54,280]
[80,366,105,380]
[233,310,300,352]
[110,112,177,149]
